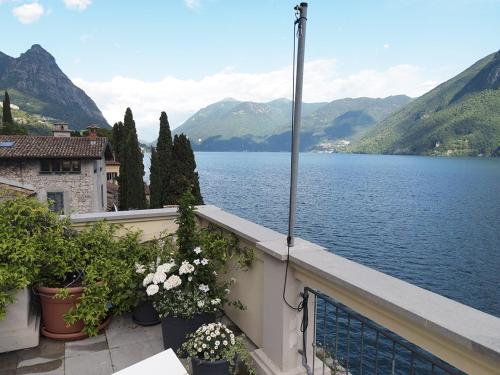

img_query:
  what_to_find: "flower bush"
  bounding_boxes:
[138,190,249,319]
[180,322,255,374]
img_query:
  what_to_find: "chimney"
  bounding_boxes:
[87,125,98,139]
[52,122,71,137]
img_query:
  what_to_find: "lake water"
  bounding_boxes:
[145,152,500,317]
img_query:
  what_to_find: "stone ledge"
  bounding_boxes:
[70,207,178,223]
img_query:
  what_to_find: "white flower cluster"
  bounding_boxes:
[199,284,210,293]
[135,263,146,274]
[191,322,236,355]
[164,275,182,290]
[157,261,175,273]
[210,298,221,305]
[194,247,202,254]
[146,284,159,296]
[179,261,195,275]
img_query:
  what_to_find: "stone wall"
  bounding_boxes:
[0,159,103,214]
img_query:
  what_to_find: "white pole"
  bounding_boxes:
[287,3,308,247]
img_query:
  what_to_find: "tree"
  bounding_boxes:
[118,108,146,210]
[169,134,203,205]
[1,91,26,135]
[112,122,125,161]
[157,112,173,206]
[149,147,161,208]
[2,91,13,126]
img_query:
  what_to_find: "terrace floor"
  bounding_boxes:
[0,314,253,375]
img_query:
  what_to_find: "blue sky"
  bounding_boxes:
[1,0,499,140]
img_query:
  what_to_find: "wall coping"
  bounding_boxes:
[70,207,177,223]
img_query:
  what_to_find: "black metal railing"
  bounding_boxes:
[301,287,464,375]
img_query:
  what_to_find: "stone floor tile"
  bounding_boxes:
[109,340,163,372]
[0,351,18,370]
[0,370,17,375]
[65,334,108,358]
[65,351,112,375]
[16,358,64,375]
[105,314,152,349]
[16,338,64,368]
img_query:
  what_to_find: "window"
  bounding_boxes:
[39,159,81,174]
[107,172,118,181]
[40,160,51,173]
[62,160,71,172]
[51,160,61,173]
[47,192,64,213]
[93,161,97,173]
[71,160,81,173]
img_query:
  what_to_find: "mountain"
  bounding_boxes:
[174,96,411,151]
[353,51,500,157]
[0,44,109,131]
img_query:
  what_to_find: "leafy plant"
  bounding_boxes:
[0,197,72,319]
[145,190,251,319]
[179,322,255,375]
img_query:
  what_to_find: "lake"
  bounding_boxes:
[146,152,500,317]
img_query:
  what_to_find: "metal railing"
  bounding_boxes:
[301,287,464,375]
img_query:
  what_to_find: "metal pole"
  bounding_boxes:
[288,2,308,247]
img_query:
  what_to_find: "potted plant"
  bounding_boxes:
[180,322,255,375]
[144,191,247,352]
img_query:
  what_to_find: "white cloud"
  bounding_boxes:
[72,59,438,141]
[184,0,199,9]
[383,43,391,49]
[12,2,44,24]
[63,0,91,11]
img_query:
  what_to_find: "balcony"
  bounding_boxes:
[2,206,500,374]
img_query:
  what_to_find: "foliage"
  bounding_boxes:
[64,221,144,336]
[157,112,173,205]
[118,108,146,210]
[143,190,249,318]
[112,121,124,161]
[170,134,203,205]
[0,197,74,319]
[180,322,256,375]
[1,90,28,135]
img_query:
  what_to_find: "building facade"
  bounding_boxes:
[0,125,112,214]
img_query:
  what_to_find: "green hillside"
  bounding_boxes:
[353,51,500,157]
[0,99,53,135]
[174,96,410,151]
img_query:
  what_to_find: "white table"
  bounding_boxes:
[113,348,188,375]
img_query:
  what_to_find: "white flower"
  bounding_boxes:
[152,271,167,284]
[179,261,195,275]
[210,298,221,305]
[164,275,182,290]
[202,343,206,349]
[201,258,209,265]
[143,273,155,287]
[215,340,220,346]
[199,284,210,293]
[206,336,211,341]
[188,276,193,282]
[194,247,202,254]
[223,340,228,346]
[198,347,202,352]
[193,259,201,265]
[135,263,146,274]
[213,271,217,276]
[157,262,175,274]
[225,288,231,295]
[146,284,159,296]
[197,300,205,308]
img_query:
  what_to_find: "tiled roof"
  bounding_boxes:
[0,135,111,159]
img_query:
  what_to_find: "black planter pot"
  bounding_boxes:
[191,357,230,375]
[132,301,160,326]
[161,313,216,352]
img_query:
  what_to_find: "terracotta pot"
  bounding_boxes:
[37,285,84,335]
[191,357,230,375]
[161,313,216,352]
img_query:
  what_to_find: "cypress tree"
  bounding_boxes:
[2,91,13,126]
[156,112,173,206]
[149,147,161,208]
[169,134,203,205]
[118,108,146,210]
[112,121,124,161]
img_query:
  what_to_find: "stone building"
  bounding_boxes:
[0,124,112,214]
